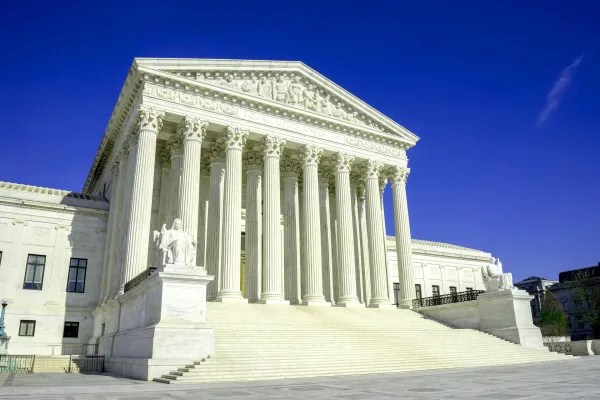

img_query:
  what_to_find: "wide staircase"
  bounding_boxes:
[154,303,571,383]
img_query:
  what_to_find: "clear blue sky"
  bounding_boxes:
[1,1,598,282]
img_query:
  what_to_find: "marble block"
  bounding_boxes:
[107,264,214,380]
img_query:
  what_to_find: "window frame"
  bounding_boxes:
[432,285,440,297]
[466,287,473,292]
[63,321,80,338]
[66,257,88,293]
[23,254,46,290]
[449,286,457,294]
[415,284,422,299]
[19,320,36,337]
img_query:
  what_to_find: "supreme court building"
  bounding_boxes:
[0,59,513,379]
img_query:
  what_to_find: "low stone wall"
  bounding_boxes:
[545,340,600,356]
[417,289,544,348]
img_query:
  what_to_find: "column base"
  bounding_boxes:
[335,301,364,308]
[257,298,290,305]
[302,300,331,307]
[215,291,248,303]
[368,303,395,309]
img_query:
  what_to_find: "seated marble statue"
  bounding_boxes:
[154,218,196,269]
[481,258,514,292]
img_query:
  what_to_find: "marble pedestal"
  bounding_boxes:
[477,289,544,349]
[418,288,544,349]
[104,264,214,380]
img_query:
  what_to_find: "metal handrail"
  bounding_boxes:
[412,290,485,309]
[124,267,157,293]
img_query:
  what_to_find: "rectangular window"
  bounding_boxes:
[63,322,80,338]
[101,323,106,336]
[23,254,46,290]
[415,284,422,299]
[432,285,440,297]
[19,320,36,336]
[466,287,473,292]
[449,286,457,295]
[66,258,87,293]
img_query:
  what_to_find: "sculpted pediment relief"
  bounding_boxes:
[135,59,419,145]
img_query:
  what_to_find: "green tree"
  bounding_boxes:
[572,271,600,338]
[537,291,570,337]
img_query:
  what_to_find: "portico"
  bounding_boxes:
[89,59,418,309]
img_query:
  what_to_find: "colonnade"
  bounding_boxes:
[100,107,415,308]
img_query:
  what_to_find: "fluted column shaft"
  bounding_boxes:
[365,160,390,307]
[350,185,364,303]
[301,145,327,305]
[166,142,183,226]
[196,174,211,268]
[123,107,164,282]
[217,127,248,302]
[390,166,415,308]
[116,136,136,294]
[319,176,334,304]
[177,117,208,243]
[283,166,301,304]
[206,151,225,300]
[100,157,124,301]
[334,154,360,306]
[329,191,339,303]
[260,136,287,303]
[245,163,262,302]
[157,146,170,228]
[358,191,371,305]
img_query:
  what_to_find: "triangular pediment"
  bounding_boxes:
[134,58,419,146]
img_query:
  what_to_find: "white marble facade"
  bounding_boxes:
[0,59,494,355]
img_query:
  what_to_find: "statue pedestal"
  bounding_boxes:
[417,288,544,349]
[105,264,214,380]
[0,336,10,355]
[477,288,544,349]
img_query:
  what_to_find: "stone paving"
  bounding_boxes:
[0,358,599,399]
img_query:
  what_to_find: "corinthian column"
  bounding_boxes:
[100,156,124,302]
[122,107,164,282]
[177,117,208,243]
[166,133,184,226]
[282,153,302,304]
[116,134,137,295]
[244,148,262,302]
[216,126,248,302]
[390,165,415,308]
[205,142,226,300]
[319,165,334,304]
[258,135,287,304]
[298,145,327,305]
[365,160,392,308]
[157,145,171,227]
[333,153,361,307]
[350,175,365,303]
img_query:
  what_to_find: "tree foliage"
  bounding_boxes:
[572,271,600,338]
[537,291,570,337]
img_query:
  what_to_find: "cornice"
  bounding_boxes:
[0,181,105,202]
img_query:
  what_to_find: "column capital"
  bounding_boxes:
[168,131,184,153]
[262,135,286,158]
[350,165,366,195]
[135,106,165,132]
[158,142,171,166]
[333,153,355,173]
[222,126,249,150]
[178,116,208,142]
[204,141,226,165]
[318,160,333,183]
[365,159,383,179]
[243,146,263,170]
[388,165,410,185]
[301,145,323,166]
[281,152,302,176]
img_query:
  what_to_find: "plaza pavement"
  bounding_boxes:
[0,357,598,399]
